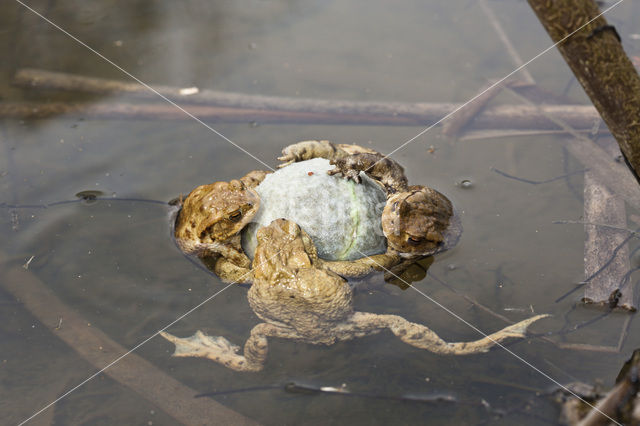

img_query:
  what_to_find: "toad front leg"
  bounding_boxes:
[320,252,402,278]
[210,256,253,284]
[329,152,408,194]
[203,242,252,269]
[239,170,271,189]
[160,323,300,372]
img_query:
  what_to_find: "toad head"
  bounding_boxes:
[382,186,453,257]
[174,179,260,248]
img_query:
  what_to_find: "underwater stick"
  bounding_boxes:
[11,68,605,129]
[0,99,606,129]
[0,252,259,426]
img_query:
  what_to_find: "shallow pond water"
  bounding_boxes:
[2,0,640,424]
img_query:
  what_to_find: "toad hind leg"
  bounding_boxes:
[160,323,299,372]
[347,312,549,355]
[277,140,349,167]
[199,243,251,269]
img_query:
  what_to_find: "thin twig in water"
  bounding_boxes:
[478,0,536,85]
[503,85,640,211]
[491,167,588,185]
[431,265,629,347]
[428,271,515,324]
[553,220,640,236]
[613,265,640,302]
[0,196,168,209]
[195,384,281,397]
[555,283,587,304]
[562,145,584,202]
[554,231,637,303]
[197,381,460,405]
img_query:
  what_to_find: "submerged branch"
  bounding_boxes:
[0,253,259,426]
[527,0,640,179]
[9,68,604,129]
[503,86,640,212]
[0,99,605,129]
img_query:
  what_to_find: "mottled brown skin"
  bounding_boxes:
[329,153,409,194]
[174,170,269,272]
[161,219,548,372]
[278,140,457,261]
[279,140,408,193]
[383,186,454,258]
[174,140,457,283]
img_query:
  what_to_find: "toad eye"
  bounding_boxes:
[406,236,424,246]
[228,210,243,222]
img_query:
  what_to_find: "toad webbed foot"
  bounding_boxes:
[160,330,238,357]
[327,161,363,184]
[160,330,262,372]
[161,323,297,372]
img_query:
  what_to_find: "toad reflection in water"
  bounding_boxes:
[161,219,548,372]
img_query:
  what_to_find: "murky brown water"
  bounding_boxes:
[2,1,640,424]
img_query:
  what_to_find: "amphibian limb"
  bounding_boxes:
[162,219,547,372]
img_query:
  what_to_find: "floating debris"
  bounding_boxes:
[178,87,199,96]
[75,190,105,201]
[22,255,35,270]
[457,179,473,189]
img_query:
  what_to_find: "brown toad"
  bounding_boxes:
[173,170,269,280]
[161,219,547,372]
[173,141,459,283]
[279,140,459,263]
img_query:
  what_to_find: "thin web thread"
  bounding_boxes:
[13,0,275,172]
[355,249,622,426]
[381,0,625,162]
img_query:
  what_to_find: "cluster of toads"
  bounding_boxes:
[161,140,547,372]
[172,140,459,283]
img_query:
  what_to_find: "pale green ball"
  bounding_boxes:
[241,158,387,261]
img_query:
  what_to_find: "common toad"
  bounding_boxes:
[279,140,459,275]
[161,219,547,372]
[173,141,460,283]
[173,170,269,281]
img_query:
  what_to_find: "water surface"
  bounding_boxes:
[2,1,640,424]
